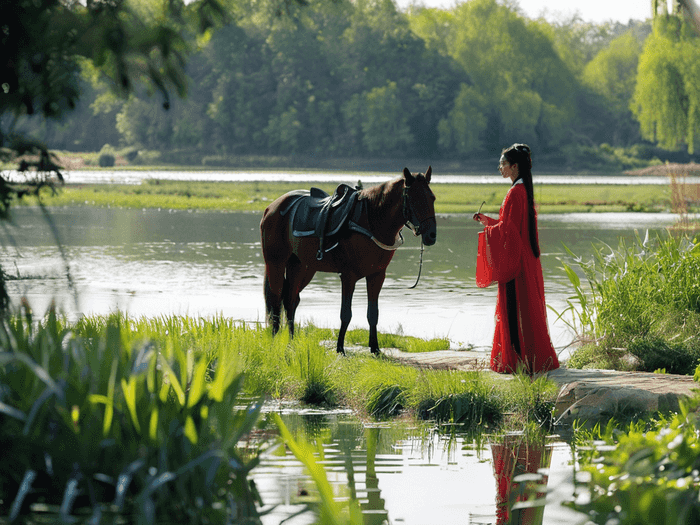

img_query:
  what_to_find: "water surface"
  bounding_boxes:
[0,207,677,353]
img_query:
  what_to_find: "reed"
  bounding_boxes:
[555,231,700,373]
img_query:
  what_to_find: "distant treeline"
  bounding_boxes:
[16,0,700,170]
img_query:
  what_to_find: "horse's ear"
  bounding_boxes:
[403,167,415,186]
[425,166,432,183]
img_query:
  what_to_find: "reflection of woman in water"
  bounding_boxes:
[491,433,552,525]
[473,144,559,374]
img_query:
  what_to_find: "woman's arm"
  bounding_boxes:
[473,213,498,227]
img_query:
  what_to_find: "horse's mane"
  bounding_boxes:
[358,177,402,228]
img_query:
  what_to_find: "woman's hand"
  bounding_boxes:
[473,213,487,226]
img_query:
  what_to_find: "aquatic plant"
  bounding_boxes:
[0,307,264,523]
[572,400,700,524]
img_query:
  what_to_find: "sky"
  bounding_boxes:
[394,0,654,24]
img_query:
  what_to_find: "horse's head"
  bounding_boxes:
[402,166,437,246]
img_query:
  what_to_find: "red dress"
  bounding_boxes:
[476,181,559,374]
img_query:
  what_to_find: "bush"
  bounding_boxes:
[98,152,115,167]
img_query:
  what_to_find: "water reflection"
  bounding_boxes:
[254,411,568,525]
[491,433,553,525]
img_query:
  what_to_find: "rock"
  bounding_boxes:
[549,368,698,427]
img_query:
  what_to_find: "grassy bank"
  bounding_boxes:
[18,179,682,214]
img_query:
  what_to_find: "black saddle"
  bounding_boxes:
[281,184,360,260]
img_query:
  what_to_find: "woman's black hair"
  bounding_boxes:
[502,143,540,258]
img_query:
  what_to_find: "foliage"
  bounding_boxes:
[437,0,577,154]
[633,3,700,153]
[6,0,673,167]
[0,308,265,523]
[572,402,700,524]
[557,232,700,373]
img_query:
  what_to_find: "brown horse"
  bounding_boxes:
[260,167,436,355]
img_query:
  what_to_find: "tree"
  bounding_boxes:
[361,81,413,153]
[1,0,230,184]
[582,31,644,145]
[632,3,700,153]
[433,0,576,155]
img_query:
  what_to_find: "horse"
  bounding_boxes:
[260,167,436,355]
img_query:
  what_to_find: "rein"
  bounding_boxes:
[408,240,424,289]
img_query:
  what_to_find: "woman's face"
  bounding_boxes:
[498,156,519,181]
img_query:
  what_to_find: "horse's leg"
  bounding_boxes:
[366,271,386,355]
[264,263,285,335]
[283,255,315,338]
[261,201,295,336]
[337,275,357,355]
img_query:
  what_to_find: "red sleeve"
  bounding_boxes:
[481,215,498,227]
[477,186,525,286]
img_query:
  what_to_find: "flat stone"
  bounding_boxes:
[547,368,698,427]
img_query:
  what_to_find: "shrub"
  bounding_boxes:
[573,403,700,524]
[98,152,115,167]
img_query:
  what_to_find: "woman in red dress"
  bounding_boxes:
[473,144,559,374]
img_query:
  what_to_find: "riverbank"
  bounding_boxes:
[18,179,689,215]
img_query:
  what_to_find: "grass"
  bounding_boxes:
[66,314,558,432]
[0,307,265,523]
[14,179,687,214]
[554,231,700,374]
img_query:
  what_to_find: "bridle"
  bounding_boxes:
[402,185,435,237]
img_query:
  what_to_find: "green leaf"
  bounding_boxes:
[184,415,198,444]
[187,359,208,408]
[121,377,141,433]
[149,407,159,442]
[103,356,119,436]
[159,357,186,407]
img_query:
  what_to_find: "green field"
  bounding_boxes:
[20,179,680,214]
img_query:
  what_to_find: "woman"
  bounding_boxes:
[473,144,559,374]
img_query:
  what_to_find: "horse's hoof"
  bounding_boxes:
[370,349,381,356]
[337,349,346,356]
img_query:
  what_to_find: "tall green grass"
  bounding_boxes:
[0,307,264,523]
[67,314,554,430]
[554,232,700,373]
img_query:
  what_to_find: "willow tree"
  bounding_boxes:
[632,1,700,153]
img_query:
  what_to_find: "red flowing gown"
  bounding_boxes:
[476,180,559,374]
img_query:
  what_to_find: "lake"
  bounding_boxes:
[0,206,678,356]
